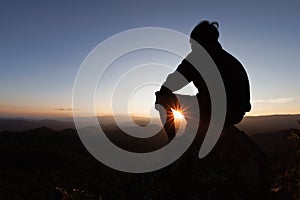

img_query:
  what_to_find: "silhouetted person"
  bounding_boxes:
[155,20,251,144]
[154,21,266,199]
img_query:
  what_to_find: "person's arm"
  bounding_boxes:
[159,59,194,93]
[155,58,195,110]
[155,56,197,142]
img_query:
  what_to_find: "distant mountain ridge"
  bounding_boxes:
[0,114,299,135]
[0,115,157,132]
[0,118,75,132]
[237,114,300,135]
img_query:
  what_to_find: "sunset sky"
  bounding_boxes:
[1,0,299,119]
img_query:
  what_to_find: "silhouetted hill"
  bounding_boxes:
[0,127,127,199]
[0,125,170,199]
[250,128,300,199]
[0,118,75,132]
[238,114,300,135]
[1,114,299,135]
[0,126,299,199]
[0,115,157,132]
[251,129,294,154]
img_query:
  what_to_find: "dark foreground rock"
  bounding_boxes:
[0,126,298,199]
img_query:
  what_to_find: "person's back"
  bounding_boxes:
[203,44,252,125]
[184,20,251,126]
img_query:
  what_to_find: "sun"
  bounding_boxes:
[171,108,184,120]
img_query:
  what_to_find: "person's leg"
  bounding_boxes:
[157,107,176,143]
[156,93,199,143]
[179,95,206,146]
[155,92,181,143]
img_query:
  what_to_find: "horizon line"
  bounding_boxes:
[1,113,300,121]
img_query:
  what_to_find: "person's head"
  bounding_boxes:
[190,20,219,48]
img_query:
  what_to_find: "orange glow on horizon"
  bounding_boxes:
[0,105,73,118]
[1,105,300,119]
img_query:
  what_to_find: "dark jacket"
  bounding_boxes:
[161,42,251,124]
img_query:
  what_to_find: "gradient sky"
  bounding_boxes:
[1,0,299,118]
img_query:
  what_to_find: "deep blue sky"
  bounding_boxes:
[1,0,299,118]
